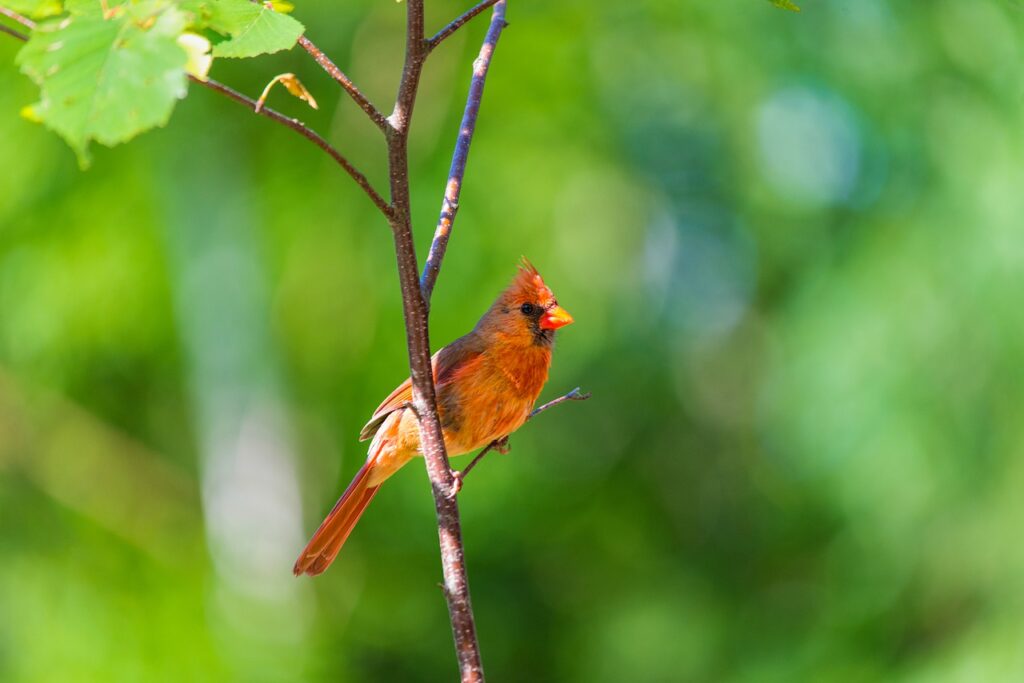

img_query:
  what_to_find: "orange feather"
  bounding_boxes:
[294,261,572,576]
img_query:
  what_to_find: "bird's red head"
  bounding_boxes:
[512,258,573,330]
[479,259,573,346]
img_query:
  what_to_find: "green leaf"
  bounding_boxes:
[768,0,801,11]
[63,0,104,15]
[16,2,189,166]
[195,0,304,59]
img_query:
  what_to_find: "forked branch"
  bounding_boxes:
[297,35,389,131]
[382,0,489,679]
[1,3,555,681]
[191,76,392,216]
[427,0,500,51]
[0,5,390,214]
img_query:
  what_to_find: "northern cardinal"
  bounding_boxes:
[293,260,574,576]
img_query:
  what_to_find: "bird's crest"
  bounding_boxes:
[512,257,555,306]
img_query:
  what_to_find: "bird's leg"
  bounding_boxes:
[449,436,511,497]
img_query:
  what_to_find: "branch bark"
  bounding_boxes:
[427,0,500,51]
[297,35,389,131]
[383,1,485,679]
[421,0,507,306]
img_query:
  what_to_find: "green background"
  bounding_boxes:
[2,0,1023,681]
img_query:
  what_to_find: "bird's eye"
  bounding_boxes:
[520,303,535,315]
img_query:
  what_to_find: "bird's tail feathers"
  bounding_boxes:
[293,463,380,576]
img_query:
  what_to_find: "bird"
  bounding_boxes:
[293,259,574,576]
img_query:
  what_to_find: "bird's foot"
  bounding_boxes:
[449,470,464,498]
[493,436,511,455]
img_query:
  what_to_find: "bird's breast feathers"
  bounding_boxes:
[436,344,550,455]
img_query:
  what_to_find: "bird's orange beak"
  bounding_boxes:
[539,305,574,330]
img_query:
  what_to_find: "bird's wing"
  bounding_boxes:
[358,337,483,442]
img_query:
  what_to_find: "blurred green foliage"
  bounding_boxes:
[2,0,1023,681]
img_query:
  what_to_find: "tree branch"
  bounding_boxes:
[297,35,389,132]
[191,76,392,217]
[383,1,485,681]
[0,6,391,216]
[2,2,523,679]
[427,0,500,51]
[452,387,590,492]
[420,0,506,305]
[387,0,426,132]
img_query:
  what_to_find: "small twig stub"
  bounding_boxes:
[529,386,591,419]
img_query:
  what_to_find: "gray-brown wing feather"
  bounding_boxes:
[357,333,484,442]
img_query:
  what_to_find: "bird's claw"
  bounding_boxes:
[494,436,511,455]
[449,470,464,498]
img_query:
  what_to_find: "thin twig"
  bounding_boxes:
[420,0,506,305]
[297,35,389,131]
[0,22,27,41]
[191,76,392,217]
[427,0,499,51]
[453,387,590,491]
[530,386,592,419]
[1,5,34,29]
[0,8,391,216]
